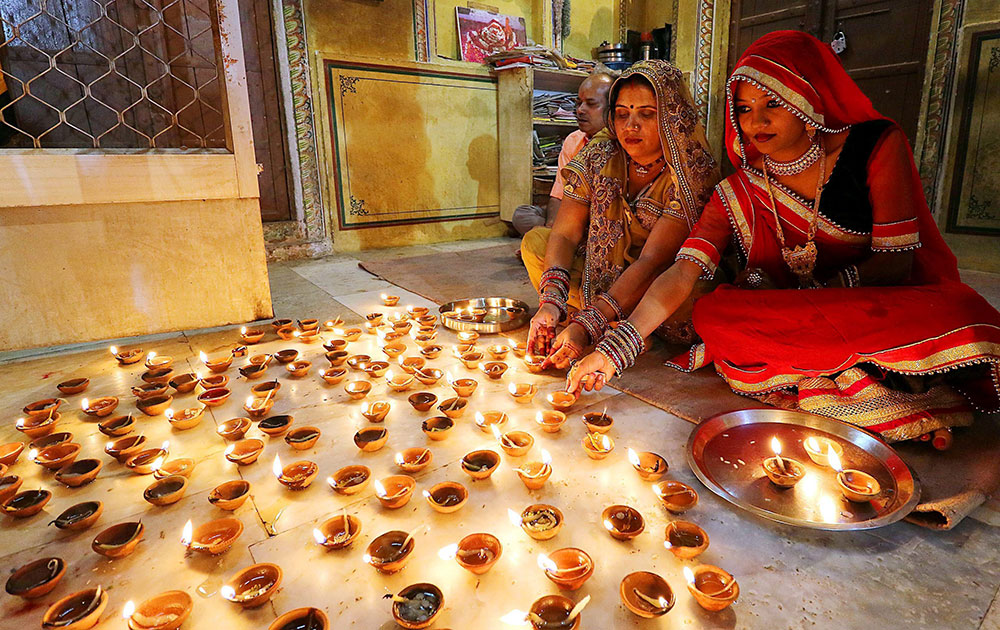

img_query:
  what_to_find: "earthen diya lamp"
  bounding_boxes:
[413,333,436,348]
[0,475,23,504]
[420,345,443,359]
[459,351,483,369]
[273,349,298,364]
[239,362,270,380]
[526,594,585,630]
[364,530,416,573]
[339,327,363,342]
[125,442,169,474]
[581,411,613,434]
[0,441,25,466]
[664,520,709,559]
[345,380,372,400]
[535,411,566,433]
[218,417,251,441]
[209,480,251,510]
[225,439,265,465]
[328,465,370,495]
[105,434,147,463]
[286,360,312,377]
[144,475,189,506]
[30,431,73,450]
[602,505,645,541]
[141,367,174,386]
[200,351,233,373]
[323,338,348,353]
[515,450,553,490]
[168,373,199,394]
[523,354,546,373]
[485,344,510,360]
[243,395,274,420]
[285,426,321,450]
[620,571,675,618]
[55,458,102,487]
[582,432,615,460]
[375,475,416,508]
[111,345,144,364]
[320,367,348,384]
[222,563,282,607]
[367,312,384,326]
[83,396,120,418]
[232,345,247,357]
[2,489,51,518]
[153,458,195,479]
[421,416,453,441]
[447,376,477,397]
[249,381,280,399]
[17,413,58,438]
[42,587,108,630]
[249,353,272,366]
[423,481,468,513]
[314,513,361,550]
[474,410,508,433]
[461,449,501,480]
[144,353,173,370]
[259,414,293,437]
[272,318,293,330]
[392,321,413,336]
[539,548,594,590]
[828,450,881,502]
[408,306,429,318]
[133,383,170,400]
[653,480,699,514]
[364,360,390,378]
[386,371,415,392]
[198,387,231,407]
[240,326,266,344]
[298,318,320,331]
[273,455,318,490]
[416,314,437,327]
[57,377,90,395]
[408,391,438,412]
[517,504,563,540]
[382,340,407,359]
[275,325,297,341]
[136,394,172,416]
[437,397,468,419]
[354,427,388,452]
[324,317,345,331]
[508,382,539,404]
[762,437,805,488]
[123,590,192,630]
[547,390,578,412]
[296,328,319,344]
[510,341,527,358]
[481,361,509,380]
[92,521,144,558]
[167,406,205,430]
[395,447,433,473]
[685,565,739,611]
[399,356,426,374]
[494,427,534,456]
[182,517,244,555]
[391,582,443,629]
[381,293,400,307]
[200,373,229,389]
[24,398,63,418]
[51,501,103,530]
[628,448,668,481]
[413,367,443,386]
[269,608,328,630]
[34,443,81,470]
[5,557,66,599]
[361,401,391,423]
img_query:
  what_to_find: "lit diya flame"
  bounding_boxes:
[683,566,695,585]
[109,346,118,356]
[333,328,345,336]
[241,326,247,335]
[438,543,459,561]
[446,370,456,385]
[500,609,530,626]
[150,456,164,474]
[81,398,90,411]
[537,553,558,573]
[827,447,843,472]
[590,434,612,452]
[508,508,523,527]
[147,351,157,361]
[627,448,641,468]
[770,436,789,474]
[293,330,301,338]
[272,455,283,480]
[199,351,208,363]
[121,600,136,620]
[181,520,193,547]
[312,528,327,545]
[220,585,236,601]
[15,417,24,429]
[516,449,552,479]
[165,408,174,420]
[224,444,235,457]
[490,424,508,445]
[28,448,38,460]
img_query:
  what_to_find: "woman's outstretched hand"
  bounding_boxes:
[542,323,588,369]
[528,303,561,357]
[566,351,616,395]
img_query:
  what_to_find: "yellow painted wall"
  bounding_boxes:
[304,0,415,61]
[563,0,615,59]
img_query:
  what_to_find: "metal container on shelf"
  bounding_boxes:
[597,41,630,70]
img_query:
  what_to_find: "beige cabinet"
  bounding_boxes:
[496,67,587,221]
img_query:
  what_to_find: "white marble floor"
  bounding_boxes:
[1,237,998,630]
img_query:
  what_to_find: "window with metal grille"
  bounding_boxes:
[0,0,227,149]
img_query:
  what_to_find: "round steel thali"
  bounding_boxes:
[438,297,530,333]
[686,408,920,530]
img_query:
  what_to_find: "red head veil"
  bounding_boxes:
[724,30,958,283]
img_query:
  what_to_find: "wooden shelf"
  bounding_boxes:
[532,118,577,127]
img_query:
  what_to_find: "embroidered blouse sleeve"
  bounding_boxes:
[867,127,922,252]
[674,189,732,279]
[561,140,603,203]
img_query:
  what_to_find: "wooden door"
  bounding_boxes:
[238,0,294,223]
[728,0,933,142]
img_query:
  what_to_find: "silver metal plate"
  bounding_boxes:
[686,409,920,530]
[438,297,531,333]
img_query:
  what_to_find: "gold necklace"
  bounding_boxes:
[760,141,826,288]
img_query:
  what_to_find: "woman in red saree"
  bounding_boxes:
[566,31,1000,442]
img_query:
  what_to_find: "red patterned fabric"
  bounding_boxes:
[669,31,1000,439]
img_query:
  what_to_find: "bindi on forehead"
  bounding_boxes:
[615,104,657,110]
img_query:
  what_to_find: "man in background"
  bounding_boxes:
[511,69,614,235]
